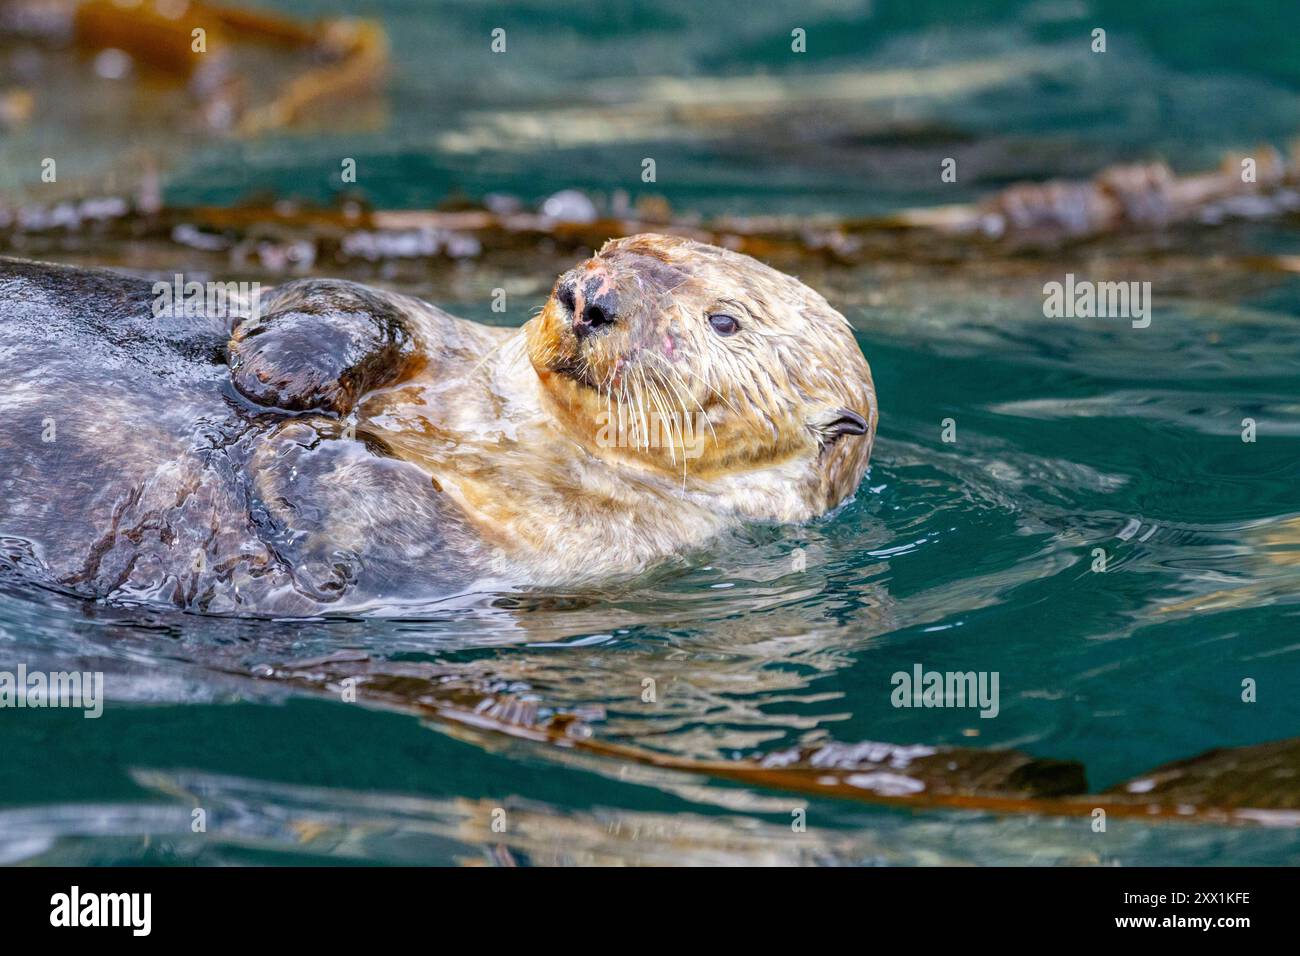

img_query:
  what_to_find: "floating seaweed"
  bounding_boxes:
[5,143,1300,282]
[0,0,387,211]
[252,649,1300,826]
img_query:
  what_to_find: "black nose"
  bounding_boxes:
[577,300,616,337]
[559,279,618,339]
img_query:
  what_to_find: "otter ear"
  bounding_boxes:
[812,407,869,444]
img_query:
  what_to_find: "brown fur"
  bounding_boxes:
[0,238,875,612]
[367,234,877,585]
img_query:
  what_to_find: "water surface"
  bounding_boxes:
[3,0,1300,865]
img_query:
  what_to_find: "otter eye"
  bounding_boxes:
[708,313,740,336]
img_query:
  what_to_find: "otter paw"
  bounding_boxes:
[228,282,414,415]
[229,314,367,414]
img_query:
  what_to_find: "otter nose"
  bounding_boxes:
[559,278,619,340]
[576,298,617,338]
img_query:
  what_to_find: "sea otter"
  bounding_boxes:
[0,235,875,615]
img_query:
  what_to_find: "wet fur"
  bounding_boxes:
[0,237,875,614]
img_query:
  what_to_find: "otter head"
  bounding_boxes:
[524,234,876,519]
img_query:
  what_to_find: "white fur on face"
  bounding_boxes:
[526,234,876,514]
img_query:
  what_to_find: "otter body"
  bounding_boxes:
[0,236,875,615]
[0,257,481,614]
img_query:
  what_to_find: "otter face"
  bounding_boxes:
[524,234,876,516]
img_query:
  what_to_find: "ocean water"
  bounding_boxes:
[4,0,1300,865]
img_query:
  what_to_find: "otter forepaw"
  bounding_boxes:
[228,280,415,415]
[230,314,362,414]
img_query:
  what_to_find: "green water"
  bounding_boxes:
[4,0,1300,864]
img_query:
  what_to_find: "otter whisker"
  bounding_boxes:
[661,359,764,445]
[660,382,692,488]
[646,374,678,466]
[646,368,694,489]
[632,370,650,452]
[644,373,663,458]
[630,382,643,451]
[648,370,688,471]
[618,378,634,448]
[634,369,653,453]
[471,331,533,380]
[507,334,531,370]
[670,361,742,417]
[648,355,719,449]
[670,369,717,449]
[662,376,702,477]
